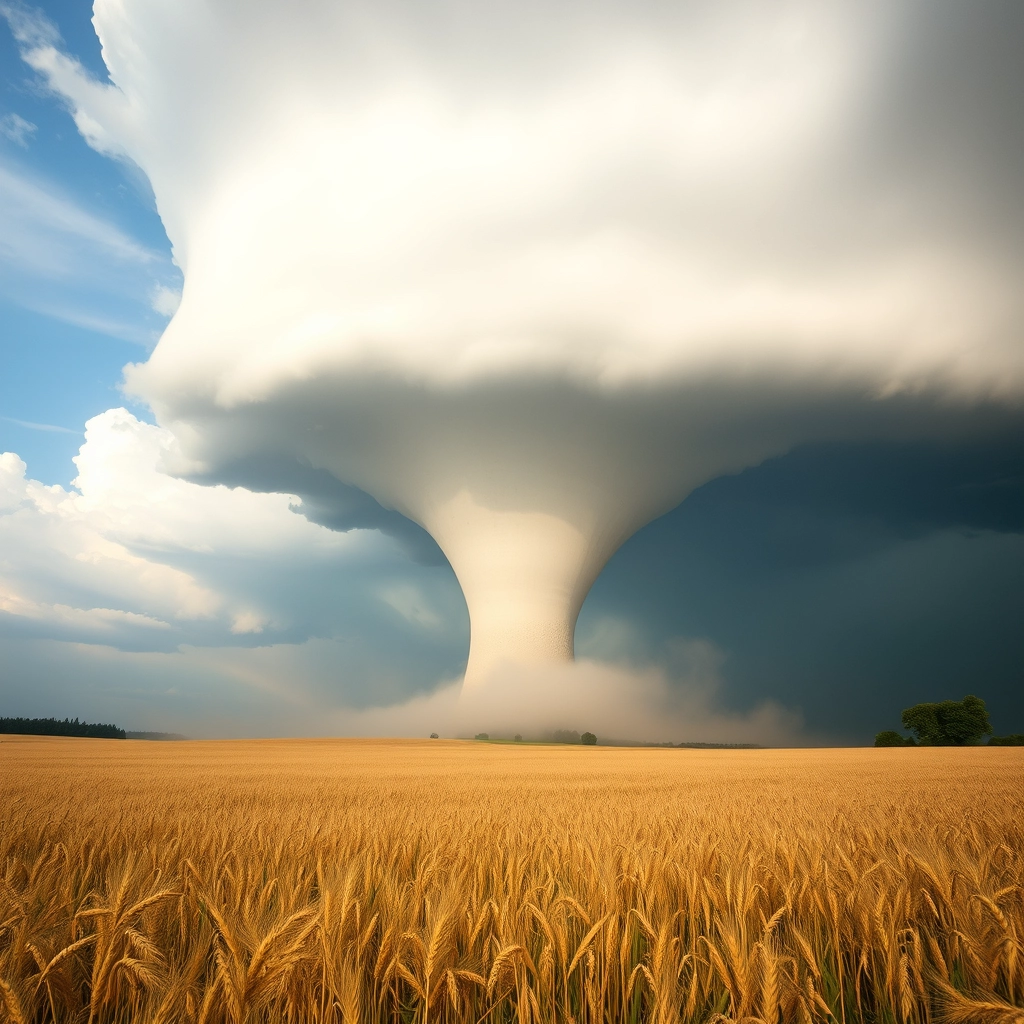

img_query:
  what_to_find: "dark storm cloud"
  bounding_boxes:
[581,434,1024,742]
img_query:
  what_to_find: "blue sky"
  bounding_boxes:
[1,1,1022,743]
[1,0,176,483]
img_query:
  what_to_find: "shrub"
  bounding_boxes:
[581,732,597,745]
[429,733,439,739]
[989,734,1024,746]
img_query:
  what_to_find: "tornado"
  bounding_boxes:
[19,0,1024,694]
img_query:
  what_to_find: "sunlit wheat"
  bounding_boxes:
[0,737,1021,1023]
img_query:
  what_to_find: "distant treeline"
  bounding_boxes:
[0,717,125,739]
[642,741,762,749]
[536,732,763,748]
[988,734,1024,746]
[472,732,762,748]
[675,742,762,749]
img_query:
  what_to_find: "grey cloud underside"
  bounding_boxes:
[184,455,446,566]
[166,372,1022,652]
[168,372,1023,525]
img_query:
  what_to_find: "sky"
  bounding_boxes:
[0,0,1021,743]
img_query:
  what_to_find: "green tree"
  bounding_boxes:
[900,703,940,744]
[901,695,992,746]
[581,732,597,745]
[874,730,910,747]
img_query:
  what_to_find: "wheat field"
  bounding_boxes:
[0,737,1022,1024]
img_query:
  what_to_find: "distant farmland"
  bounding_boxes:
[0,736,1021,1023]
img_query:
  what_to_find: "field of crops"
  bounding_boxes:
[0,736,1022,1024]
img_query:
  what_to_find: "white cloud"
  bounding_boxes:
[0,112,36,147]
[150,283,181,317]
[22,1,1009,400]
[0,587,172,633]
[1,2,60,50]
[0,446,221,638]
[65,409,339,554]
[0,411,404,648]
[0,415,76,434]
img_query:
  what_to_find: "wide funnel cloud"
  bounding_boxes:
[20,0,1024,691]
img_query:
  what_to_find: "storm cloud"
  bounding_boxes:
[5,0,1023,727]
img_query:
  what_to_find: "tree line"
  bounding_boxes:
[472,731,599,744]
[0,717,125,739]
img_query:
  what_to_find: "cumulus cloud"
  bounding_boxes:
[0,443,222,645]
[9,0,1024,698]
[0,410,458,654]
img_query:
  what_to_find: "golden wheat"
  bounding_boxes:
[0,736,1021,1023]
